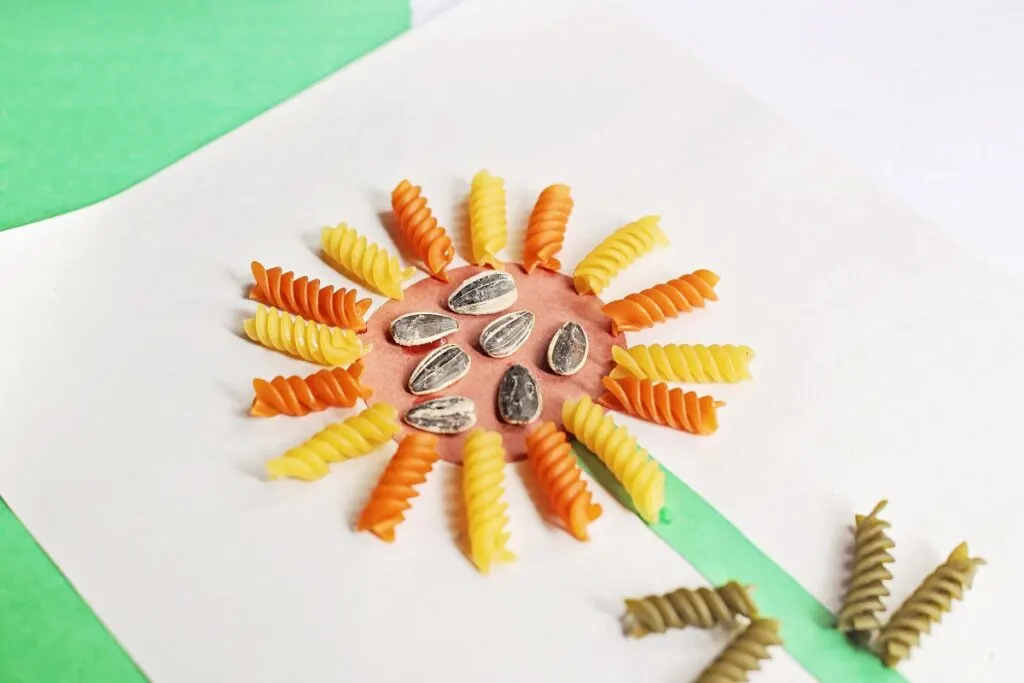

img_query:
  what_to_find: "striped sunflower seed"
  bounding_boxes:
[547,321,588,376]
[497,364,542,425]
[479,310,535,359]
[403,396,477,434]
[407,344,470,395]
[390,312,459,347]
[447,271,518,315]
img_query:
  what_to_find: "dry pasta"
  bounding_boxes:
[610,343,755,383]
[463,428,516,574]
[598,376,722,435]
[524,421,602,541]
[468,170,507,269]
[392,179,455,282]
[249,261,371,331]
[561,395,664,523]
[321,222,415,299]
[356,432,440,542]
[600,269,719,335]
[622,582,758,638]
[696,618,783,683]
[243,303,367,367]
[572,215,668,295]
[265,403,401,482]
[251,362,372,417]
[836,500,895,645]
[523,184,573,273]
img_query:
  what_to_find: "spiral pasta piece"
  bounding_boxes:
[601,269,720,334]
[561,395,664,523]
[250,362,372,418]
[523,184,573,273]
[249,261,372,332]
[243,304,368,367]
[610,344,755,383]
[524,422,602,541]
[696,618,783,683]
[875,542,986,667]
[321,222,415,299]
[266,403,402,482]
[467,170,508,270]
[463,429,516,574]
[356,432,440,542]
[622,582,759,638]
[598,377,722,435]
[836,500,895,645]
[392,179,455,282]
[572,215,668,295]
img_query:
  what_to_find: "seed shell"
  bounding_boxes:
[447,271,518,315]
[407,344,471,395]
[403,396,477,434]
[390,312,459,347]
[479,310,535,359]
[497,364,542,425]
[547,321,589,376]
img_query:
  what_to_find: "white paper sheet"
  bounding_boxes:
[1,0,1022,680]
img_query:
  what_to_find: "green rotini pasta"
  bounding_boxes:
[622,582,758,638]
[836,500,895,645]
[696,618,783,683]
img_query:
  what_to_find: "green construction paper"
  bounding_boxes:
[573,442,909,683]
[0,1,409,679]
[0,0,411,231]
[0,500,144,683]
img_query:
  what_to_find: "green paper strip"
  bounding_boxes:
[573,443,908,683]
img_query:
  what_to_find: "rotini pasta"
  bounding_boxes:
[572,215,668,295]
[561,395,665,524]
[600,269,720,334]
[321,222,415,299]
[356,432,440,542]
[250,362,372,418]
[249,261,372,332]
[836,500,895,645]
[524,421,602,541]
[875,542,986,667]
[622,582,759,638]
[598,376,722,435]
[243,303,368,367]
[463,428,516,574]
[523,184,573,273]
[392,179,455,282]
[696,618,783,683]
[265,402,402,482]
[468,170,508,269]
[610,344,755,383]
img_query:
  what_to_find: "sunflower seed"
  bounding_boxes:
[497,364,542,425]
[390,312,459,347]
[547,321,588,376]
[447,271,518,315]
[478,310,534,359]
[408,344,470,395]
[403,396,477,434]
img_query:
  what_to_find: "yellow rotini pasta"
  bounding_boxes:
[463,429,516,574]
[321,222,415,300]
[561,395,664,523]
[696,618,783,683]
[266,403,402,482]
[622,582,759,638]
[836,500,895,645]
[875,542,986,667]
[609,344,755,383]
[572,215,668,295]
[243,303,368,367]
[468,170,507,270]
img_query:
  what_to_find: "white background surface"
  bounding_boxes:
[415,0,1024,282]
[1,0,1023,681]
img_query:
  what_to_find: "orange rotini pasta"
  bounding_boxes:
[525,421,602,541]
[249,261,372,332]
[601,269,720,335]
[250,362,373,417]
[523,184,573,273]
[598,376,722,435]
[356,432,440,542]
[392,179,455,282]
